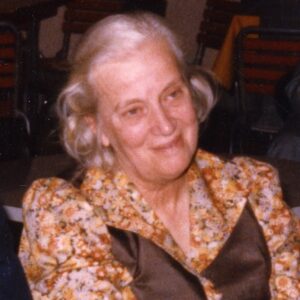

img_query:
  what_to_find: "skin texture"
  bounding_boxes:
[92,40,198,192]
[90,40,199,253]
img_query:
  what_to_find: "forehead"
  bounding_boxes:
[90,40,183,105]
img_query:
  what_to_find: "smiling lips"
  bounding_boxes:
[153,135,182,151]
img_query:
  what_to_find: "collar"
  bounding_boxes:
[81,149,248,273]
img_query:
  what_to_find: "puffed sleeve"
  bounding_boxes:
[19,178,135,300]
[239,158,300,299]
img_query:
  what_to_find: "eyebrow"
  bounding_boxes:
[114,76,185,112]
[162,77,185,92]
[114,99,143,113]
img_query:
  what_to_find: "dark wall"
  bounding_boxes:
[241,0,300,28]
[125,0,167,16]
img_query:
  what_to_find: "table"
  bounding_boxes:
[212,15,259,90]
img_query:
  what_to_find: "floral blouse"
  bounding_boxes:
[19,150,300,299]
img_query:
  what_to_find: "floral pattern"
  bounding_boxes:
[19,149,300,299]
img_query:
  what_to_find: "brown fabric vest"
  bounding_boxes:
[108,204,271,300]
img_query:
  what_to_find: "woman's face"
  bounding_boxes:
[92,40,198,187]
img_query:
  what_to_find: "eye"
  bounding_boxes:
[127,107,140,116]
[165,86,185,104]
[122,105,145,119]
[168,89,180,99]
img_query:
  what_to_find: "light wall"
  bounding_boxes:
[39,6,65,59]
[165,0,205,63]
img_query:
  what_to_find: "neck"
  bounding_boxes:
[134,174,189,213]
[114,156,191,213]
[115,165,191,254]
[136,174,191,255]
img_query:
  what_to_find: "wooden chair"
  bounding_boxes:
[38,0,166,82]
[37,0,126,86]
[0,23,21,118]
[195,0,242,65]
[0,22,30,160]
[32,0,168,154]
[231,26,300,154]
[31,0,126,154]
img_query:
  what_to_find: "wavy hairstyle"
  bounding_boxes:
[57,12,218,169]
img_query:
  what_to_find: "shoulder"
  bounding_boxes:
[195,149,280,189]
[22,177,102,235]
[196,150,299,253]
[20,178,135,298]
[196,148,277,170]
[22,177,92,215]
[196,149,283,211]
[22,177,107,241]
[21,178,111,277]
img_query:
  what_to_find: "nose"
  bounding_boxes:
[151,105,176,136]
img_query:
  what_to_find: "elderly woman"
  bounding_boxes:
[19,13,299,300]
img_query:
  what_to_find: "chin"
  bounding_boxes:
[158,154,194,180]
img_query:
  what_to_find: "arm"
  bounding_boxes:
[19,178,135,300]
[243,159,300,299]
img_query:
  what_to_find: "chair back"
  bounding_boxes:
[230,26,300,155]
[56,0,168,60]
[195,0,242,64]
[0,22,30,160]
[235,27,300,113]
[0,22,20,118]
[58,0,126,59]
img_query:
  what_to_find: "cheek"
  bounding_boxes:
[177,101,198,126]
[179,104,199,146]
[110,120,149,149]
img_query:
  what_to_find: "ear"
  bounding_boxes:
[85,116,111,147]
[85,116,97,133]
[101,133,110,147]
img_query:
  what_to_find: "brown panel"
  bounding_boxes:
[0,33,15,44]
[242,52,300,67]
[0,77,15,88]
[243,38,300,52]
[244,82,275,95]
[0,48,15,59]
[243,68,285,81]
[0,63,15,74]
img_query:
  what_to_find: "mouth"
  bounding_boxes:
[153,135,181,150]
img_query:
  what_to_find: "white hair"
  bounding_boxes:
[57,12,218,169]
